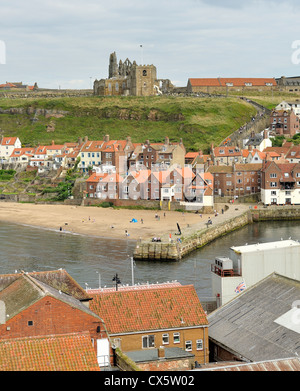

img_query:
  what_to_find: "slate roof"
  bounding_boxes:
[0,333,100,371]
[89,284,208,334]
[208,273,300,362]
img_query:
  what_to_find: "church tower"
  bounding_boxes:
[108,52,118,78]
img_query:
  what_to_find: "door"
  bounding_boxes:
[97,338,110,367]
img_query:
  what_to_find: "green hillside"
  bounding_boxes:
[0,95,257,153]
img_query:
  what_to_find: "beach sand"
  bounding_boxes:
[0,202,250,241]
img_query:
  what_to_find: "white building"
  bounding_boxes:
[275,101,300,117]
[0,137,21,161]
[211,240,300,306]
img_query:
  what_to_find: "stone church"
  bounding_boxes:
[93,52,173,96]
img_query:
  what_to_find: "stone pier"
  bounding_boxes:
[133,210,253,261]
[133,206,300,262]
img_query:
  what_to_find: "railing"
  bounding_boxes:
[211,264,240,277]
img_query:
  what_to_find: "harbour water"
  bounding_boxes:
[0,220,299,301]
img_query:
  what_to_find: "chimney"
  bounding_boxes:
[145,140,150,145]
[52,140,54,145]
[248,144,253,151]
[104,135,109,142]
[263,129,268,139]
[251,131,255,138]
[165,136,169,145]
[84,136,88,142]
[0,300,6,325]
[158,346,165,359]
[78,137,82,145]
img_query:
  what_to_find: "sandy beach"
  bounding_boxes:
[0,202,250,241]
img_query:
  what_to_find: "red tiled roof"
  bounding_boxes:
[89,284,208,334]
[213,147,241,157]
[189,78,221,87]
[1,137,18,146]
[189,78,276,87]
[0,333,100,371]
[219,78,276,87]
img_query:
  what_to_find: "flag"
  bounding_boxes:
[235,281,246,294]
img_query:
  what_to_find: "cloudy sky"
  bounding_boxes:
[1,0,300,89]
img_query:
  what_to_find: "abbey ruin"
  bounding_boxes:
[93,52,174,97]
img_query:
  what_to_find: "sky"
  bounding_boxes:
[1,0,300,89]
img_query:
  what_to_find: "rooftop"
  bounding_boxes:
[208,273,300,362]
[231,239,300,254]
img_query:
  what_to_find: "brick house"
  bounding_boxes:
[0,270,111,367]
[128,137,186,170]
[208,163,262,197]
[88,282,209,367]
[270,109,299,137]
[261,161,300,205]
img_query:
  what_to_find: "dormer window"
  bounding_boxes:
[219,150,224,154]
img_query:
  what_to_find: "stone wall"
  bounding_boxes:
[133,210,253,261]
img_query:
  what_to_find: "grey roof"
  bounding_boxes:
[245,134,263,146]
[208,273,300,362]
[126,347,194,363]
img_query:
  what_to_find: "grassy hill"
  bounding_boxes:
[0,95,257,153]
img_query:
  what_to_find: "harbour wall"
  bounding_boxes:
[133,207,300,261]
[133,210,252,261]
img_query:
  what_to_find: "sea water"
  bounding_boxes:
[0,220,299,301]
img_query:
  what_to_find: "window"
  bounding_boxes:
[162,334,169,345]
[237,179,242,184]
[284,173,289,177]
[143,69,147,76]
[142,335,155,348]
[185,340,192,351]
[28,321,33,326]
[270,173,277,178]
[226,181,232,186]
[173,332,180,344]
[271,191,277,196]
[196,339,203,350]
[271,182,278,187]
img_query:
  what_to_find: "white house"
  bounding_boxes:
[275,101,300,117]
[0,137,21,161]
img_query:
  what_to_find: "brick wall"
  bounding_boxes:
[0,296,106,354]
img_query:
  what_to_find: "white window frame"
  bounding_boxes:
[173,332,180,344]
[162,333,169,345]
[196,339,204,351]
[185,340,192,351]
[142,335,155,349]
